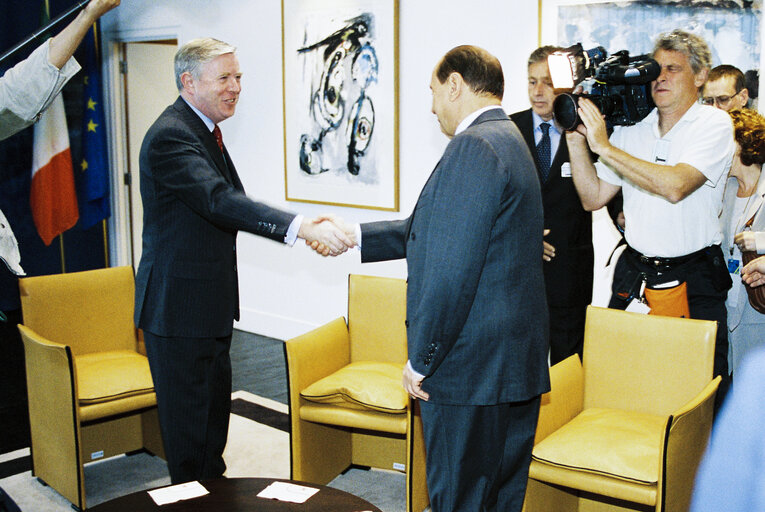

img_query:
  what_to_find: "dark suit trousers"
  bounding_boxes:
[549,304,587,366]
[420,396,541,512]
[144,331,232,484]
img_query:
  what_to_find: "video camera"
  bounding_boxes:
[547,44,661,131]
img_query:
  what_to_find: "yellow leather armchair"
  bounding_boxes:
[523,306,721,512]
[18,266,164,510]
[285,274,429,512]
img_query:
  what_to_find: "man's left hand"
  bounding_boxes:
[543,229,555,261]
[403,364,429,401]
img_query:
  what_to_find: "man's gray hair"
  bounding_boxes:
[652,29,712,75]
[174,38,237,90]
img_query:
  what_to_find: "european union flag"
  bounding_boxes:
[77,22,110,229]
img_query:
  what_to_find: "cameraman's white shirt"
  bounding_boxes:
[596,102,734,258]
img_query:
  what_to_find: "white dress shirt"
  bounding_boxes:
[596,103,735,257]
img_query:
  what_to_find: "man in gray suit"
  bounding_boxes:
[136,38,353,484]
[357,45,550,512]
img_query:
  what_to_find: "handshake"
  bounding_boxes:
[298,215,357,256]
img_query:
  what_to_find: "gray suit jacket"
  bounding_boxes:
[135,97,296,338]
[361,109,550,405]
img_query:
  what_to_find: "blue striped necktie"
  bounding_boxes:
[537,122,551,182]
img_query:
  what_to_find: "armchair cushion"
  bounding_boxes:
[301,361,407,413]
[76,350,154,405]
[532,408,667,485]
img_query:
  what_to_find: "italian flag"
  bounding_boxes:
[30,94,79,246]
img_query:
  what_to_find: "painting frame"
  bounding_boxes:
[282,0,399,211]
[538,0,762,86]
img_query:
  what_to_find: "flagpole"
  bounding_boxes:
[96,23,109,270]
[59,233,67,273]
[102,219,109,267]
[0,0,90,66]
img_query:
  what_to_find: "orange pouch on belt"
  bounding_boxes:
[644,282,690,318]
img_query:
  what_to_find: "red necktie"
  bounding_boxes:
[213,125,224,152]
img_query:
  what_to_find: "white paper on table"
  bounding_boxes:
[257,481,320,503]
[147,481,209,506]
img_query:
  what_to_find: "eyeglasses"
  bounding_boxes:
[701,89,743,107]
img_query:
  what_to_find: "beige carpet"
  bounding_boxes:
[223,390,290,479]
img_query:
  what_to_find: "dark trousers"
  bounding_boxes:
[420,396,541,512]
[144,331,232,484]
[549,304,587,365]
[609,246,731,409]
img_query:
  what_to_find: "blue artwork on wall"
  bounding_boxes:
[551,1,760,76]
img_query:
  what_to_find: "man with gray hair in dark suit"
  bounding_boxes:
[136,37,354,484]
[349,45,550,512]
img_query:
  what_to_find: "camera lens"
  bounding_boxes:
[553,93,580,131]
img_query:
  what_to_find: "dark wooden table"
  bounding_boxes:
[88,477,383,511]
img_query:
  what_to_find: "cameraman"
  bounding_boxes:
[566,29,735,406]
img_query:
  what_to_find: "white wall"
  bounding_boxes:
[101,0,618,339]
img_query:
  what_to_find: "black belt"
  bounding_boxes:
[625,245,711,269]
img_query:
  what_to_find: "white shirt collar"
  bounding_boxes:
[455,105,505,135]
[648,101,706,138]
[181,96,216,132]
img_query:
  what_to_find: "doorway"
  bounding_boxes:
[119,40,177,268]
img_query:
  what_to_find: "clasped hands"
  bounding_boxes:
[298,215,356,256]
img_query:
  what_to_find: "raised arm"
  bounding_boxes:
[576,98,706,204]
[566,126,620,211]
[48,0,121,69]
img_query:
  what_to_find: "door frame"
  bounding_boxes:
[101,27,179,269]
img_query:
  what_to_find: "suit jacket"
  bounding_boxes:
[361,109,550,405]
[721,172,765,331]
[510,109,593,309]
[135,97,296,338]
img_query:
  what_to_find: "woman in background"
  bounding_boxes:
[720,108,765,378]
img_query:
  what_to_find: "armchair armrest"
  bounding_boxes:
[534,355,584,445]
[18,324,82,484]
[284,317,352,397]
[661,376,721,512]
[18,324,76,403]
[284,317,353,482]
